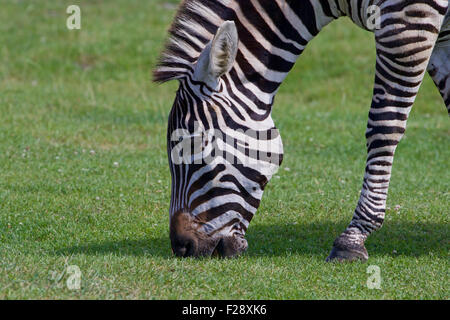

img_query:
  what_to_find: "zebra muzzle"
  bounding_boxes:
[212,236,248,258]
[170,211,249,258]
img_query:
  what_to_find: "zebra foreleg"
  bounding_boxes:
[427,39,450,113]
[428,9,450,113]
[327,14,443,262]
[327,89,417,262]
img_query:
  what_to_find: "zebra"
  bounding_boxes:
[153,0,449,260]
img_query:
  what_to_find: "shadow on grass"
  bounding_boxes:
[56,237,173,258]
[56,220,449,259]
[245,220,449,259]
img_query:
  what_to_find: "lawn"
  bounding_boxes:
[0,0,448,299]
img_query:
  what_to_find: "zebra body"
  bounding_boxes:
[154,0,449,259]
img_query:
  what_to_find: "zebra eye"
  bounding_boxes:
[178,136,183,142]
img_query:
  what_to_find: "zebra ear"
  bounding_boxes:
[193,21,238,88]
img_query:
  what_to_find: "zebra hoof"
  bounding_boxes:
[325,236,368,262]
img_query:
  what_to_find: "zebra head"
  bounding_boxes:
[158,21,283,258]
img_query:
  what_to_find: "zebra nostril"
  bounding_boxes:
[172,237,196,257]
[184,241,194,257]
[174,245,187,257]
[170,211,199,257]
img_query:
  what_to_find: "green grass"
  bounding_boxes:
[0,0,448,299]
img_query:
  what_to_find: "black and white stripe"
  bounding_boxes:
[154,0,449,259]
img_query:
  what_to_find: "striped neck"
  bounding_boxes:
[153,0,361,108]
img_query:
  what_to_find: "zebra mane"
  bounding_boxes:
[153,0,230,83]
